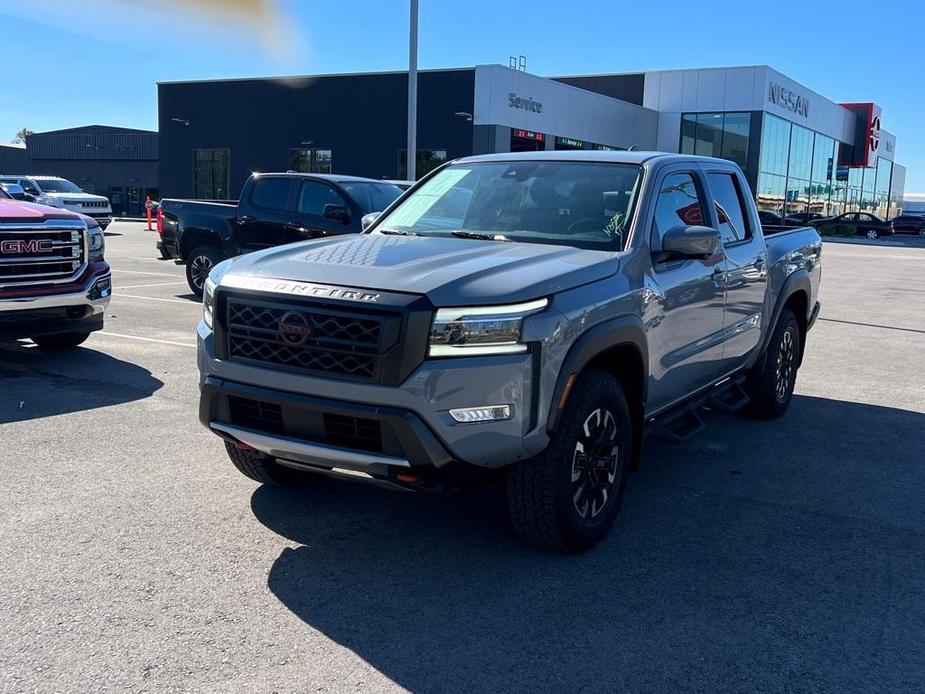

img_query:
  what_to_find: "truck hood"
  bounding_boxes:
[221,234,619,306]
[0,199,81,222]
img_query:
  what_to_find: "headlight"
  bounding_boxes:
[428,298,548,357]
[203,276,216,329]
[88,226,104,260]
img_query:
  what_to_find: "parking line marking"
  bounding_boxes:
[95,331,196,348]
[116,281,189,289]
[115,293,198,305]
[112,269,180,277]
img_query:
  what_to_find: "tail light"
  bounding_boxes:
[156,205,163,234]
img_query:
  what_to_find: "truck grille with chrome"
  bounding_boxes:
[225,296,398,382]
[0,219,88,287]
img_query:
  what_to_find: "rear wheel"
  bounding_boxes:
[918,228,925,238]
[745,308,801,419]
[31,332,90,349]
[224,441,313,486]
[506,370,633,553]
[865,228,879,240]
[186,245,221,297]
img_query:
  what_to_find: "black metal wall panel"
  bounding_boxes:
[158,69,476,199]
[0,145,32,174]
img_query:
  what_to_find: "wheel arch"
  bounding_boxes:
[759,271,811,368]
[179,227,222,261]
[547,315,648,470]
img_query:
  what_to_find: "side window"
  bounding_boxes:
[707,172,752,244]
[250,178,292,211]
[297,181,347,216]
[652,172,706,249]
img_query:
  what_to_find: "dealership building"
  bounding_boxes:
[158,64,906,219]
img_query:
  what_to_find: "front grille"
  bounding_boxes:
[227,395,385,453]
[0,221,87,287]
[65,200,109,209]
[225,296,397,382]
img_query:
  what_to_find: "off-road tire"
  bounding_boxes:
[224,441,312,486]
[745,308,801,419]
[506,370,633,553]
[31,332,91,349]
[186,245,222,297]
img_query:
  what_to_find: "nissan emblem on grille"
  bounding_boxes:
[1,239,53,254]
[278,311,313,346]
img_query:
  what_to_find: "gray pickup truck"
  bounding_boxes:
[197,152,821,552]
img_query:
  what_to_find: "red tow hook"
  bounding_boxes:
[234,442,256,451]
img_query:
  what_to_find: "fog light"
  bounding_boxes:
[449,405,512,424]
[87,276,111,300]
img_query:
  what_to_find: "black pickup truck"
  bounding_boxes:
[157,172,405,295]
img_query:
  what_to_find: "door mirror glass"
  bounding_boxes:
[361,211,381,231]
[323,203,351,223]
[657,225,721,261]
[24,187,40,195]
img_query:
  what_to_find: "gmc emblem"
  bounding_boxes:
[0,239,54,254]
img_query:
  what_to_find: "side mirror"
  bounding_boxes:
[361,211,382,231]
[657,225,720,261]
[24,187,40,196]
[323,203,351,223]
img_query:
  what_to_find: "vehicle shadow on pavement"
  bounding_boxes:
[0,342,163,423]
[251,395,925,693]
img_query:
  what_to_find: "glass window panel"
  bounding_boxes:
[756,173,787,223]
[398,149,448,180]
[760,114,791,176]
[250,178,291,211]
[193,148,230,200]
[788,125,813,181]
[785,178,810,220]
[652,173,706,249]
[720,113,751,169]
[708,172,751,243]
[694,113,723,157]
[297,181,346,216]
[680,114,697,155]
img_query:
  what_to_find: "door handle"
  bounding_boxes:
[237,215,256,224]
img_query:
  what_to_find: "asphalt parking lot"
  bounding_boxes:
[2,221,924,693]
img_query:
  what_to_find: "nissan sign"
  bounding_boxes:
[768,82,809,118]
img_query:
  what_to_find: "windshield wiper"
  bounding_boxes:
[450,231,511,242]
[378,228,420,236]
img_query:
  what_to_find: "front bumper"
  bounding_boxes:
[0,264,111,341]
[198,321,544,472]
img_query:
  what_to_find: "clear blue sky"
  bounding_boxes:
[1,0,921,189]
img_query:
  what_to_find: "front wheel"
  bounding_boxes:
[224,441,314,486]
[745,308,801,419]
[918,229,925,239]
[506,370,633,553]
[31,332,91,349]
[185,245,222,297]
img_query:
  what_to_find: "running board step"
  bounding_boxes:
[705,380,750,414]
[651,407,705,444]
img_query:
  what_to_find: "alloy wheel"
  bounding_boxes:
[866,229,878,240]
[570,408,620,520]
[775,329,796,402]
[190,254,213,290]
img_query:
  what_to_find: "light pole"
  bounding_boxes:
[407,0,418,181]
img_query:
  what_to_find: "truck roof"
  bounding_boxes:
[255,172,403,185]
[455,151,736,167]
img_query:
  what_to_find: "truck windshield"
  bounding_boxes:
[340,181,404,215]
[35,178,82,193]
[375,160,643,251]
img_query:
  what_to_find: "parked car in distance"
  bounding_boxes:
[889,214,925,237]
[198,151,822,552]
[811,212,893,239]
[157,172,405,296]
[0,198,111,348]
[0,175,112,229]
[0,182,30,201]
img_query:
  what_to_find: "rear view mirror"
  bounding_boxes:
[657,225,720,261]
[323,203,351,223]
[361,211,381,231]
